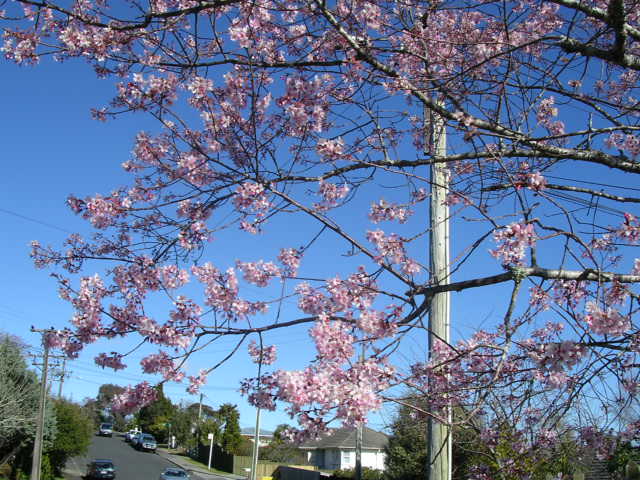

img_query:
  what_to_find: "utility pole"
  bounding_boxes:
[249,408,261,480]
[57,357,67,399]
[30,329,52,480]
[355,345,364,480]
[355,421,363,480]
[426,102,451,480]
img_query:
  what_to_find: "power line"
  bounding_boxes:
[0,207,73,234]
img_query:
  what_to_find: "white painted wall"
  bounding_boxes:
[337,449,386,470]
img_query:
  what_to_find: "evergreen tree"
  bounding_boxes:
[95,384,127,431]
[384,403,427,480]
[384,401,482,480]
[46,399,93,476]
[0,333,57,479]
[0,334,39,460]
[136,385,176,440]
[217,404,242,454]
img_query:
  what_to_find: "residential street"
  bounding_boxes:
[63,434,237,480]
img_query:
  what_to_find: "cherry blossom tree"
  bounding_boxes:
[3,0,640,474]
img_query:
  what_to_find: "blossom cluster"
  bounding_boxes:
[368,199,412,223]
[248,340,277,365]
[314,179,350,211]
[366,230,420,275]
[140,351,185,381]
[490,222,537,266]
[536,97,565,136]
[583,302,631,336]
[95,353,127,371]
[112,382,158,414]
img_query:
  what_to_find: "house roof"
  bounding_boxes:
[240,427,274,437]
[299,427,388,450]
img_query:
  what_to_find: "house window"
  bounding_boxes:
[342,450,352,465]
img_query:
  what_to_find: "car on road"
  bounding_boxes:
[136,433,157,453]
[130,431,142,447]
[125,429,139,442]
[86,459,116,479]
[98,423,113,437]
[159,468,190,480]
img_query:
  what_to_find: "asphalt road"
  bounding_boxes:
[64,434,179,480]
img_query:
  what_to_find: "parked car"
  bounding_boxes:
[159,468,190,480]
[125,429,139,442]
[98,423,113,437]
[130,432,142,447]
[86,459,116,479]
[136,433,157,453]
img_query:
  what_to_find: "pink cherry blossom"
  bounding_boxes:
[95,353,127,371]
[314,179,349,211]
[369,199,412,223]
[490,222,537,266]
[187,369,208,394]
[248,340,277,365]
[112,382,158,414]
[583,302,631,336]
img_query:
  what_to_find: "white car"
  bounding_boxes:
[125,430,139,442]
[98,423,113,437]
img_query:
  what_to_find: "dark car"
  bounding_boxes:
[86,459,116,479]
[159,468,190,480]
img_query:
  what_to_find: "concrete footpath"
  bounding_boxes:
[157,448,247,480]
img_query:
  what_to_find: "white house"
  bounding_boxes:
[299,427,388,471]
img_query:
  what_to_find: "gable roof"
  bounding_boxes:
[299,427,388,450]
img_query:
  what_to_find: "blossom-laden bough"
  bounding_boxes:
[3,0,640,475]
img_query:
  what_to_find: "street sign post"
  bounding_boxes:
[207,433,214,470]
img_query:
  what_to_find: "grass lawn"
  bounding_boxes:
[182,455,233,476]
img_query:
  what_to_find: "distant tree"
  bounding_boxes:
[45,399,93,476]
[384,399,483,480]
[0,334,39,466]
[260,424,307,464]
[186,402,216,421]
[95,384,127,431]
[136,385,176,440]
[169,401,218,450]
[608,442,640,480]
[199,417,222,446]
[384,403,427,480]
[236,436,255,457]
[80,397,101,430]
[0,334,57,480]
[217,404,242,454]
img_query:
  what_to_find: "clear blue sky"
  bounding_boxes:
[0,54,541,433]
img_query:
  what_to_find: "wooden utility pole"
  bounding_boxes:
[57,357,67,399]
[355,345,364,480]
[426,103,452,480]
[355,422,363,480]
[249,408,262,480]
[30,330,51,480]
